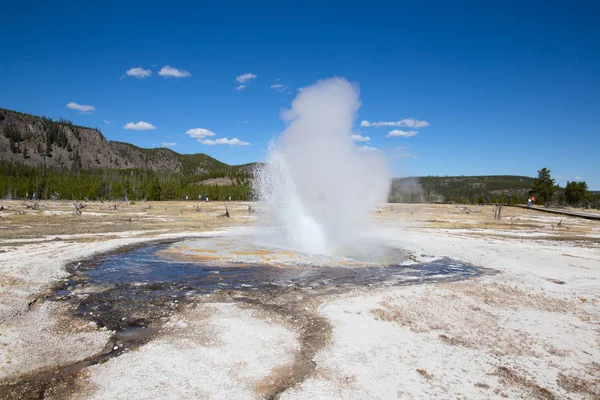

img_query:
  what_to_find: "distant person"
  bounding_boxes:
[484,195,488,205]
[527,197,532,208]
[507,195,511,206]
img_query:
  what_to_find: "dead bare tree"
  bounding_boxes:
[23,199,40,210]
[494,205,503,220]
[219,206,230,218]
[108,202,124,212]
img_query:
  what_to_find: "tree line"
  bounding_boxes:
[0,161,252,201]
[388,170,598,208]
[530,168,598,208]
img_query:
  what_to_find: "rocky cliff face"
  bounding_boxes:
[0,108,235,173]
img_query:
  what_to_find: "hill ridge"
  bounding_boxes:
[0,107,253,174]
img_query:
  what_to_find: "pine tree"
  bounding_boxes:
[565,181,590,206]
[531,168,555,205]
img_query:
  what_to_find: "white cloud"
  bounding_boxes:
[126,67,152,79]
[66,102,96,114]
[387,129,418,137]
[574,176,584,180]
[186,128,216,139]
[392,146,419,158]
[162,142,177,147]
[358,146,379,152]
[123,121,157,130]
[361,119,429,128]
[392,152,418,158]
[158,65,191,78]
[186,128,249,146]
[236,73,257,83]
[270,83,289,93]
[201,137,250,146]
[103,120,111,124]
[351,134,371,142]
[235,85,246,91]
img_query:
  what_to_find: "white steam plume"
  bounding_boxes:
[254,77,390,255]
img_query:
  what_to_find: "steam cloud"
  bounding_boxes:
[254,77,390,255]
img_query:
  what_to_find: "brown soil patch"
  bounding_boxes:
[557,366,600,398]
[495,366,555,399]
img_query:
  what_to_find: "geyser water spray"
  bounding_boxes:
[254,77,390,255]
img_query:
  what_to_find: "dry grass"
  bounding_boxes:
[0,200,252,241]
[439,282,573,313]
[379,203,600,242]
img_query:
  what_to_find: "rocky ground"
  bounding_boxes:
[0,200,598,399]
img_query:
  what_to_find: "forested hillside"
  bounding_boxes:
[0,108,255,200]
[0,107,256,174]
[390,176,535,204]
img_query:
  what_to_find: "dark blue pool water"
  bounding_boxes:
[74,242,481,290]
[58,241,487,332]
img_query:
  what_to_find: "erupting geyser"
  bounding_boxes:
[254,78,390,255]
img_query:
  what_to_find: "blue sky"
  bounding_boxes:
[1,1,599,188]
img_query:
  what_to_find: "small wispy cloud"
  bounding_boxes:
[361,119,429,128]
[236,73,257,84]
[392,146,419,158]
[392,152,419,158]
[201,137,250,146]
[67,102,96,114]
[387,130,418,138]
[158,66,191,78]
[270,83,289,93]
[574,176,584,180]
[162,142,177,147]
[186,128,216,139]
[358,146,379,152]
[103,120,111,124]
[351,134,371,142]
[235,85,246,91]
[126,67,152,79]
[123,121,157,130]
